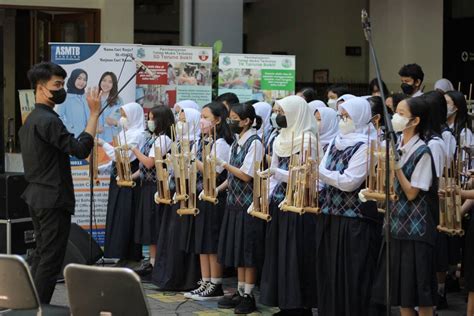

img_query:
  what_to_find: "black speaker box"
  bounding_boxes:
[0,173,29,219]
[0,218,36,255]
[60,223,103,278]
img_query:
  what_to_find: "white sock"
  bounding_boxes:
[238,282,245,295]
[438,283,445,295]
[150,258,155,266]
[211,277,222,285]
[202,277,211,283]
[244,283,255,296]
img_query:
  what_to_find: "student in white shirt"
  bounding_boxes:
[183,102,233,301]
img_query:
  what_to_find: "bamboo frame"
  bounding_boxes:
[201,125,219,204]
[112,130,135,188]
[154,135,172,205]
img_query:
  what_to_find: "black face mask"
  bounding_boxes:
[276,114,287,128]
[46,87,67,104]
[401,83,415,96]
[227,119,244,134]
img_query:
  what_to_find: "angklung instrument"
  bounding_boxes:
[154,134,173,205]
[112,128,135,188]
[249,132,271,221]
[201,126,219,204]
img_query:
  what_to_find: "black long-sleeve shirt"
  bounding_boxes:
[19,103,94,214]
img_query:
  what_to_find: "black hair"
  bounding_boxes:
[326,84,349,98]
[203,102,234,145]
[368,96,392,127]
[405,96,431,140]
[398,63,424,83]
[369,78,389,97]
[298,87,317,102]
[421,91,447,138]
[244,99,259,107]
[445,90,469,139]
[230,103,262,131]
[66,68,88,95]
[389,93,408,111]
[98,71,119,106]
[216,92,240,106]
[27,62,67,90]
[150,105,175,138]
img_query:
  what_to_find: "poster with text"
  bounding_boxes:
[50,43,138,245]
[135,45,213,111]
[218,53,296,103]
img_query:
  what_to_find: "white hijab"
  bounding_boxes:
[334,97,371,150]
[336,94,356,103]
[308,100,327,114]
[120,102,146,147]
[434,79,454,93]
[316,107,339,148]
[181,108,201,141]
[174,100,200,112]
[252,101,272,140]
[274,95,318,157]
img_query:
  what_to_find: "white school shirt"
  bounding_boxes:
[427,136,446,178]
[398,134,432,191]
[318,139,369,192]
[229,129,263,177]
[412,90,424,98]
[442,130,456,166]
[102,131,146,162]
[191,138,231,174]
[149,135,172,159]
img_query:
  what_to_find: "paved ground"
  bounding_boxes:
[51,276,468,315]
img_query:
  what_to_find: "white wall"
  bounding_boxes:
[244,0,369,83]
[0,0,134,43]
[369,0,443,93]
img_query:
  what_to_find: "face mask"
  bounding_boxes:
[176,121,188,136]
[227,118,244,134]
[45,87,67,104]
[447,105,457,118]
[147,120,155,133]
[275,114,288,128]
[200,118,214,134]
[338,118,356,135]
[119,117,129,130]
[391,113,411,133]
[270,113,279,129]
[401,83,415,95]
[327,99,337,110]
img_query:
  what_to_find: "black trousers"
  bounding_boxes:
[29,206,71,304]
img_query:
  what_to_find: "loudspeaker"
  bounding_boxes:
[0,173,29,219]
[0,218,36,255]
[60,223,103,278]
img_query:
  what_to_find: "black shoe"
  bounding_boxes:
[234,294,257,314]
[437,293,448,310]
[446,275,460,292]
[217,291,242,308]
[133,261,153,277]
[184,279,209,299]
[193,283,224,301]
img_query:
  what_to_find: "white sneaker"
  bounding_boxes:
[184,280,208,299]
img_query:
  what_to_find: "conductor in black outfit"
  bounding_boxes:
[19,62,102,303]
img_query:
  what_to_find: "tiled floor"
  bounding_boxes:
[51,276,468,315]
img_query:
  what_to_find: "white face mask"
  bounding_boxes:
[119,117,129,130]
[447,105,457,118]
[327,99,337,110]
[338,118,356,135]
[270,112,279,129]
[176,121,188,137]
[147,120,155,133]
[391,113,411,133]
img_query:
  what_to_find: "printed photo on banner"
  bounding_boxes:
[18,89,36,123]
[135,45,213,110]
[49,43,138,245]
[218,53,296,103]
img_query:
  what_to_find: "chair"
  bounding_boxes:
[0,254,70,315]
[64,264,150,316]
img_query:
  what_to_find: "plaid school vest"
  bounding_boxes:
[320,142,378,221]
[390,144,437,245]
[140,136,157,183]
[271,156,290,204]
[226,134,261,208]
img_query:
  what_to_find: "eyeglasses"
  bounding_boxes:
[337,114,350,122]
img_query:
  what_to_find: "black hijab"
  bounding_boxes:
[66,68,88,95]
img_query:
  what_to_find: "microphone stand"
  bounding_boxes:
[361,9,400,316]
[88,65,145,263]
